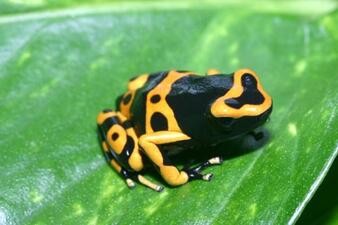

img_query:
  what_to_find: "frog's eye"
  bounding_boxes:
[217,117,235,130]
[241,73,257,89]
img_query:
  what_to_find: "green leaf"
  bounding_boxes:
[1,1,337,225]
[296,158,338,225]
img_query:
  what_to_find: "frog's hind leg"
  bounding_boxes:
[100,140,136,189]
[97,109,145,171]
[101,141,163,191]
[97,109,163,192]
[139,131,222,186]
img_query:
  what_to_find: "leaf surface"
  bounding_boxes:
[0,2,337,225]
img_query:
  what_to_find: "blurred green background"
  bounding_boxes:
[0,0,337,225]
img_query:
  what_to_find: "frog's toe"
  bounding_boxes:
[208,156,223,165]
[156,186,165,192]
[126,178,136,189]
[135,174,164,192]
[202,173,213,181]
[185,170,213,182]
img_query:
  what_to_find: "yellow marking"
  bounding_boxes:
[120,74,149,119]
[102,141,109,152]
[128,147,143,172]
[160,166,189,186]
[146,70,192,133]
[137,175,162,191]
[96,111,117,124]
[127,128,144,171]
[139,131,190,186]
[142,131,190,144]
[119,90,135,119]
[107,124,127,154]
[110,159,122,172]
[211,68,272,118]
[139,137,164,165]
[115,112,144,172]
[128,74,149,91]
[207,69,221,75]
[116,111,127,122]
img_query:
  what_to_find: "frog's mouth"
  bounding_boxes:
[213,104,273,135]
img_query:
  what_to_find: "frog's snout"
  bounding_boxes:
[258,103,273,124]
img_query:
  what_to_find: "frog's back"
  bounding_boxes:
[117,70,177,135]
[117,70,233,141]
[129,71,171,135]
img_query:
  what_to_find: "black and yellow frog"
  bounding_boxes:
[97,69,272,191]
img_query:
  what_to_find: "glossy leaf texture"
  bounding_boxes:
[0,2,337,225]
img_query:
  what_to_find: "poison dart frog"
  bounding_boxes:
[97,69,272,191]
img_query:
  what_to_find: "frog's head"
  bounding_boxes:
[209,69,272,135]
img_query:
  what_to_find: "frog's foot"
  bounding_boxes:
[122,170,164,192]
[184,156,223,182]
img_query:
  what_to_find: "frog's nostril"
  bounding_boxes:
[224,98,240,108]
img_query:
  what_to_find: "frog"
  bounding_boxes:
[97,68,272,192]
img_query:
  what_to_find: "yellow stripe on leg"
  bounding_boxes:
[110,159,122,173]
[139,132,190,186]
[137,175,163,192]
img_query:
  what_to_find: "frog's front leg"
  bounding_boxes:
[97,110,163,192]
[183,157,224,181]
[139,131,221,186]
